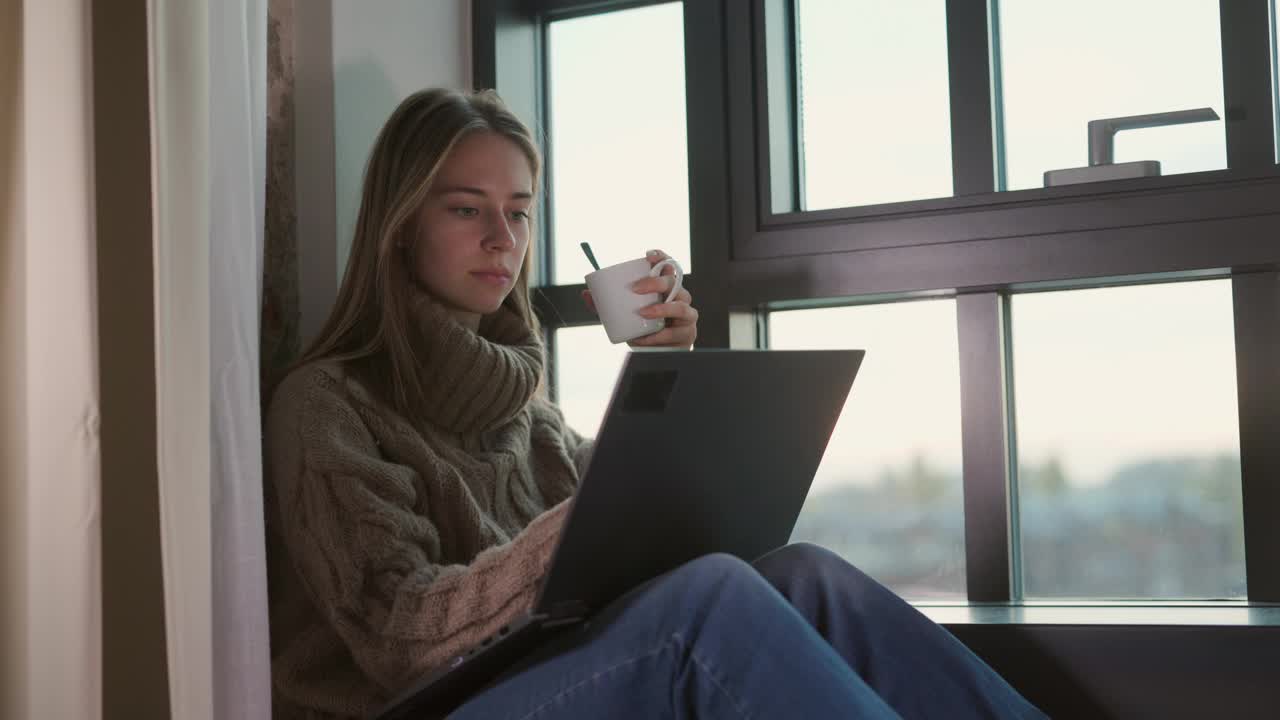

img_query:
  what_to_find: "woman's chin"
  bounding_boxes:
[459,294,507,316]
[435,284,511,317]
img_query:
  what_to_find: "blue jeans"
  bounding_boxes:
[451,543,1046,719]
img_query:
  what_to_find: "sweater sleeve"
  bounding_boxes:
[567,425,595,477]
[529,394,595,479]
[266,367,570,693]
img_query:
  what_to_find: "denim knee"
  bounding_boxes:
[759,541,841,572]
[645,553,784,624]
[668,552,761,597]
[755,542,891,608]
[756,541,848,581]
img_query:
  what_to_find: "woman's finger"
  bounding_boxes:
[580,288,597,314]
[644,249,671,267]
[629,323,697,348]
[629,301,698,349]
[630,274,679,296]
[639,301,698,325]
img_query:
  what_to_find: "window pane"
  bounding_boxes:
[1011,281,1246,599]
[552,326,629,437]
[547,3,691,284]
[794,0,954,210]
[997,0,1227,190]
[770,301,965,599]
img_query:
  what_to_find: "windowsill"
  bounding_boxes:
[918,602,1280,627]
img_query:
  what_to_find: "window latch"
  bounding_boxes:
[1043,107,1220,187]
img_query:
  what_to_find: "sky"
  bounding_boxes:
[544,0,1270,492]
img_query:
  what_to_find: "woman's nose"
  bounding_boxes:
[483,212,516,251]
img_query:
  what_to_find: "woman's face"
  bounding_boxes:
[412,131,534,321]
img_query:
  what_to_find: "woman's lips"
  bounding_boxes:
[471,270,512,286]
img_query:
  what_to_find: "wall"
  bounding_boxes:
[290,0,472,346]
[293,0,337,345]
[97,0,171,716]
[329,0,472,286]
[0,0,28,717]
[13,1,103,718]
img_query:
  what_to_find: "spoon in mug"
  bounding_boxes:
[580,242,601,272]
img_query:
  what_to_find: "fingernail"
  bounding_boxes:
[646,250,660,257]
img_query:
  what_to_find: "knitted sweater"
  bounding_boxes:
[264,296,592,719]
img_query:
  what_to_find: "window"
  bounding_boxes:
[778,0,1243,208]
[483,0,1280,701]
[547,2,691,284]
[769,300,966,599]
[1010,280,1246,599]
[995,0,1228,190]
[552,326,629,437]
[488,0,1280,618]
[792,0,953,210]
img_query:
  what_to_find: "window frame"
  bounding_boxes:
[730,0,1280,278]
[749,0,1280,219]
[478,0,1280,599]
[477,0,1280,601]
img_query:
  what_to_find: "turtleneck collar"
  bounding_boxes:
[405,292,544,434]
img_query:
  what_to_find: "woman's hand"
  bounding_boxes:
[581,249,698,350]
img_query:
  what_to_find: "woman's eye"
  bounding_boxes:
[452,207,480,218]
[511,210,531,221]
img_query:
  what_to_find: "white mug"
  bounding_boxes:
[585,257,684,344]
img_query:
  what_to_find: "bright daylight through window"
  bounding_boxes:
[770,300,966,600]
[794,0,954,210]
[1011,280,1245,599]
[547,2,691,284]
[996,0,1227,190]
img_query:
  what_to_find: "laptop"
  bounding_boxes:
[374,348,864,719]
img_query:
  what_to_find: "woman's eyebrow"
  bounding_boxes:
[433,185,533,200]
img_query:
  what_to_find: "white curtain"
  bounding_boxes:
[208,1,272,719]
[152,0,272,717]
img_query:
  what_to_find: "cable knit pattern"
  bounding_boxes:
[264,298,593,719]
[406,293,544,434]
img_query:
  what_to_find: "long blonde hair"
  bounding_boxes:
[294,88,543,416]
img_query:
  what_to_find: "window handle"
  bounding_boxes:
[1087,107,1220,166]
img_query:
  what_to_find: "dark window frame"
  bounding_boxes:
[730,0,1280,281]
[475,5,1280,702]
[473,0,1280,707]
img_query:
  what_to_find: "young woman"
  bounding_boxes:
[265,88,1046,719]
